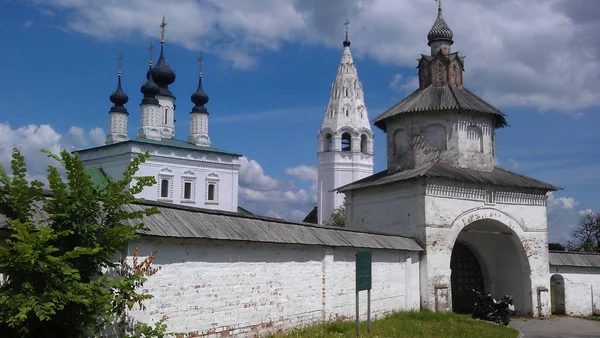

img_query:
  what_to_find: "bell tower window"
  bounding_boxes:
[360,134,368,153]
[341,132,352,152]
[323,134,333,152]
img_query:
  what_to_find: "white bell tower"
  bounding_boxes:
[317,21,374,224]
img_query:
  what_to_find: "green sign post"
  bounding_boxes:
[355,251,372,336]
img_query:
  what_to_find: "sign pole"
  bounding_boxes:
[355,290,360,337]
[367,289,371,332]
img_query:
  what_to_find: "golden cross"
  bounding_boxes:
[435,0,442,10]
[197,55,204,75]
[148,41,154,65]
[160,15,167,44]
[117,52,123,74]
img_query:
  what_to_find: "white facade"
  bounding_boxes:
[106,112,129,144]
[189,111,210,147]
[317,38,374,224]
[126,237,420,337]
[137,95,175,141]
[78,141,240,212]
[550,263,600,316]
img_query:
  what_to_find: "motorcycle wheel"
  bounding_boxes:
[471,308,480,319]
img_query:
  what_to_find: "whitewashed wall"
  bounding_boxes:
[127,237,420,338]
[550,266,600,316]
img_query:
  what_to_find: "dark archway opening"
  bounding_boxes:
[551,274,566,315]
[451,242,484,314]
[341,133,352,152]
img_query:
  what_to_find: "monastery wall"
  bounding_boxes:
[550,265,600,316]
[126,237,420,338]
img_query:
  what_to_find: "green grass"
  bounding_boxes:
[268,311,519,338]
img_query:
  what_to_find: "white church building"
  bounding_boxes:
[1,6,599,338]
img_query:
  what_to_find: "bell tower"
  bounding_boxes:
[317,21,374,224]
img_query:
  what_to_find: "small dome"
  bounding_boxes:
[109,72,128,113]
[151,45,176,87]
[191,75,209,109]
[427,8,454,46]
[343,37,351,48]
[140,67,160,105]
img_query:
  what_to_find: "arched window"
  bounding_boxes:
[164,108,169,125]
[345,87,349,97]
[423,124,447,150]
[323,134,333,152]
[393,129,408,155]
[466,125,483,153]
[344,107,349,117]
[207,184,215,201]
[360,134,368,153]
[160,179,169,198]
[341,132,352,152]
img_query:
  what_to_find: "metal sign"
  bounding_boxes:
[356,251,372,291]
[355,251,372,336]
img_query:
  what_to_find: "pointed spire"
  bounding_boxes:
[428,0,454,46]
[191,55,209,113]
[109,53,129,113]
[343,19,351,47]
[141,42,160,105]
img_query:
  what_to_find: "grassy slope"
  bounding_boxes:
[269,311,519,338]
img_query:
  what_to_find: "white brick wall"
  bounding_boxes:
[127,237,420,337]
[549,266,600,316]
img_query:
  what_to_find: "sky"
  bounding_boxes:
[1,0,599,245]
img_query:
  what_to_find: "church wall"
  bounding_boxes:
[126,237,420,338]
[343,179,426,241]
[549,266,600,316]
[385,113,495,173]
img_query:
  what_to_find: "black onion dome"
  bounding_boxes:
[140,66,160,105]
[427,8,454,46]
[151,45,176,87]
[109,72,129,113]
[191,75,209,113]
[343,36,351,47]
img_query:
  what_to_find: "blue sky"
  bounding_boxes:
[1,0,599,244]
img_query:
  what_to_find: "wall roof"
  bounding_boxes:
[549,251,600,268]
[336,161,561,192]
[0,196,423,252]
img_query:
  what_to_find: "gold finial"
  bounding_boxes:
[117,52,123,75]
[148,41,154,66]
[197,55,204,76]
[160,15,167,45]
[435,0,442,11]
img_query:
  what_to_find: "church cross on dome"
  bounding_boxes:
[197,55,204,76]
[435,0,442,10]
[160,15,167,45]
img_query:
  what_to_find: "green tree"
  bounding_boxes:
[0,148,160,337]
[567,211,600,253]
[326,205,345,227]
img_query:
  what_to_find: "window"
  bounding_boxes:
[164,108,169,125]
[160,179,169,198]
[323,134,333,152]
[360,134,368,153]
[184,182,192,199]
[341,132,352,152]
[205,173,220,204]
[207,184,215,201]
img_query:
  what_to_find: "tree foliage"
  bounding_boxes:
[326,205,345,227]
[0,148,162,337]
[567,211,600,253]
[548,242,566,251]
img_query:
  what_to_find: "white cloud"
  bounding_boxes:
[68,126,87,146]
[285,165,317,182]
[508,158,520,169]
[88,127,106,146]
[0,123,105,184]
[23,20,34,28]
[545,192,596,244]
[26,0,600,113]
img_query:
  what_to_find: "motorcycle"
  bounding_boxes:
[471,289,514,326]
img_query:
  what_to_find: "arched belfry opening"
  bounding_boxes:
[341,132,352,151]
[323,134,333,152]
[550,274,566,315]
[450,219,533,316]
[360,134,368,153]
